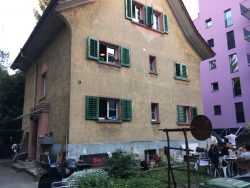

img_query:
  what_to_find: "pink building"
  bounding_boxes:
[194,0,250,129]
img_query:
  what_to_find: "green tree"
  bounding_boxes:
[105,149,141,179]
[0,68,25,130]
[33,0,50,21]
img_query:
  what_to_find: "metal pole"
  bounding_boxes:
[165,130,176,188]
[183,129,191,188]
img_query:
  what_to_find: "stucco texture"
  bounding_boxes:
[22,27,71,144]
[57,0,203,145]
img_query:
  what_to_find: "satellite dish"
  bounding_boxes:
[190,115,212,141]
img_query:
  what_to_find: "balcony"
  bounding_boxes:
[240,0,250,19]
[243,25,250,42]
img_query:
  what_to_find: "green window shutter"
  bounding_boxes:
[121,47,131,67]
[86,96,99,120]
[175,63,181,77]
[122,99,132,121]
[146,6,153,27]
[177,105,186,123]
[182,64,187,78]
[125,0,132,19]
[191,107,198,120]
[87,37,99,60]
[163,14,169,33]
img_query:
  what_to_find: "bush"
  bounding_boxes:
[66,169,110,188]
[105,149,141,179]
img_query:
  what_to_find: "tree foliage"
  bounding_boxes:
[104,149,141,179]
[0,68,25,130]
[33,0,51,21]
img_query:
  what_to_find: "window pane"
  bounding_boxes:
[108,100,117,120]
[175,63,181,77]
[214,105,221,115]
[151,103,158,121]
[207,39,214,48]
[209,60,216,70]
[247,54,250,65]
[99,99,107,118]
[235,102,245,123]
[212,82,219,91]
[226,31,235,50]
[230,54,239,73]
[225,9,233,27]
[132,3,143,23]
[205,18,212,28]
[153,13,160,30]
[232,77,242,97]
[149,56,157,73]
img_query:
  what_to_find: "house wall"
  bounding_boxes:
[58,0,203,158]
[22,27,71,150]
[194,0,250,129]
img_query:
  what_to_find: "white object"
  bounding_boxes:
[225,134,237,146]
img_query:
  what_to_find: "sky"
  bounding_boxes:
[0,0,38,72]
[0,0,199,73]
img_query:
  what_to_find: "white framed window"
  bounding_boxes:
[175,62,188,79]
[153,13,160,30]
[149,55,157,74]
[99,43,118,64]
[132,3,143,23]
[99,98,119,120]
[151,103,159,123]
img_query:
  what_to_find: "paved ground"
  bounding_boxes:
[0,160,38,188]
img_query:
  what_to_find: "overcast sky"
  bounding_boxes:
[0,0,199,72]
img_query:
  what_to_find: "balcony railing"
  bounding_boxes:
[240,0,250,19]
[243,25,250,42]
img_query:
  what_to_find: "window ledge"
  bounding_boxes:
[151,121,160,124]
[174,76,190,82]
[131,20,164,34]
[233,95,242,98]
[98,119,122,124]
[98,61,121,68]
[177,122,190,126]
[149,71,158,75]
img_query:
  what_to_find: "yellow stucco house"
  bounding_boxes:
[11,0,214,162]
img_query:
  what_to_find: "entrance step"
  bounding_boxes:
[12,160,38,177]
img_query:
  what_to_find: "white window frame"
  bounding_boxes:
[153,13,160,30]
[132,3,142,22]
[107,100,118,120]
